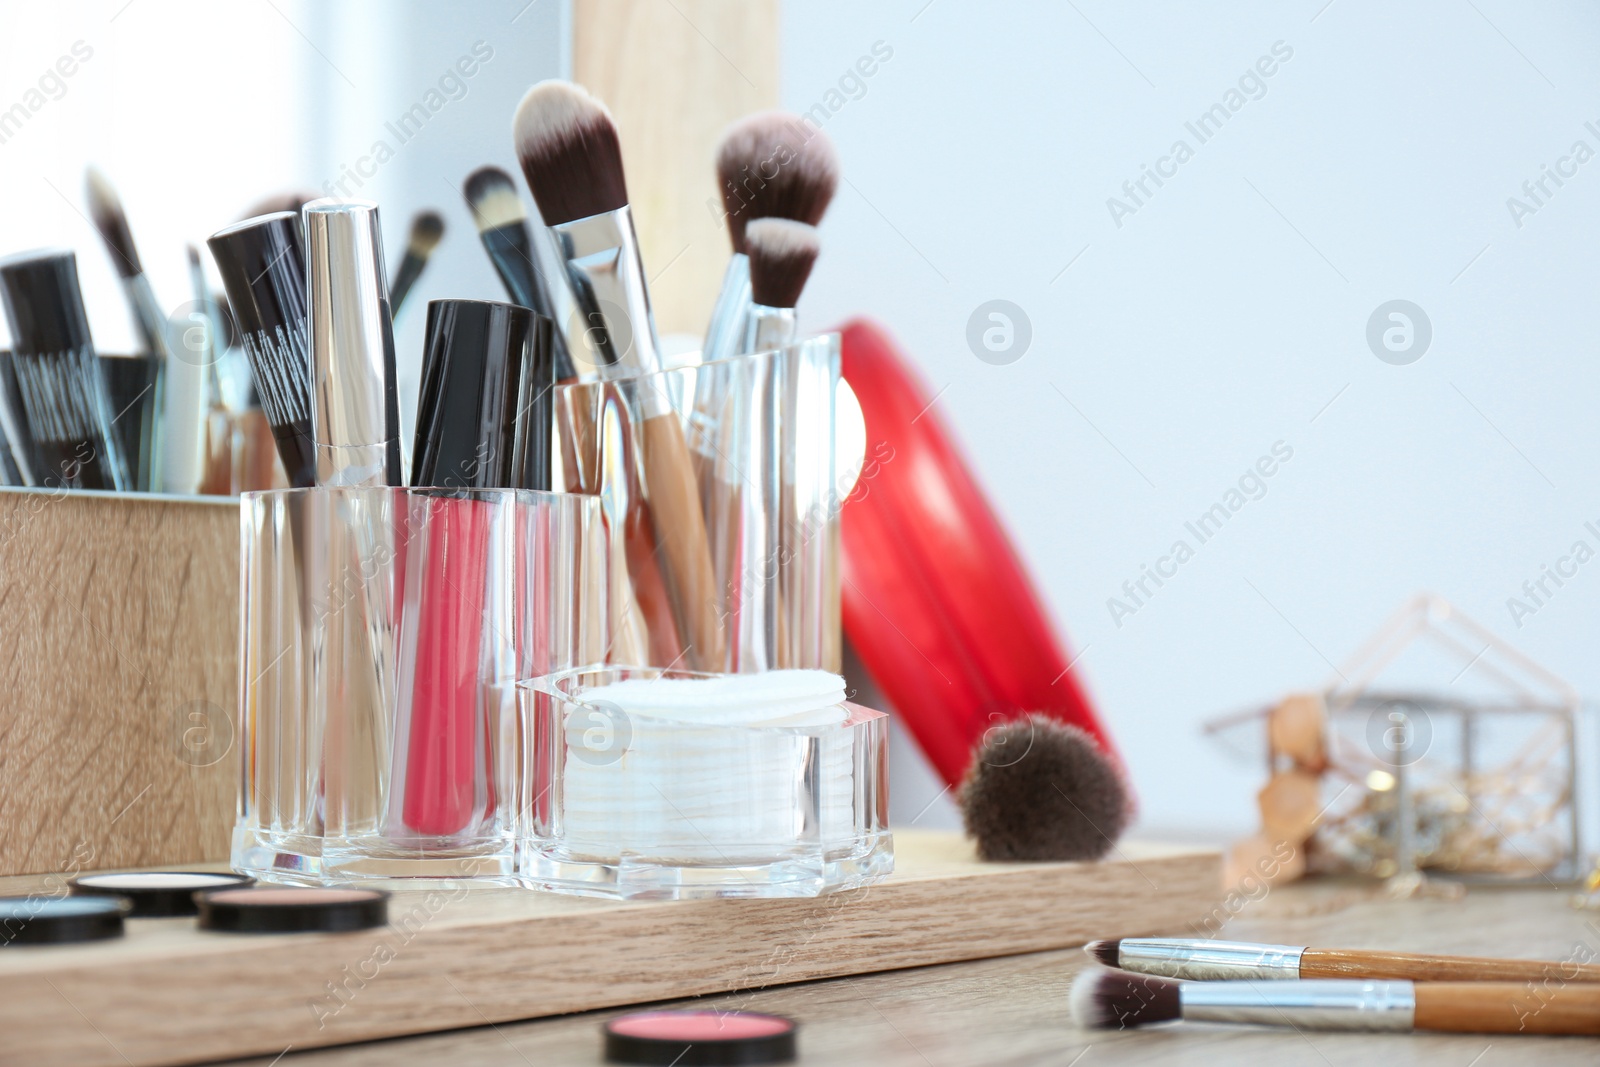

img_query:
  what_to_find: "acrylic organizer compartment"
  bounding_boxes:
[553,333,841,676]
[520,665,893,900]
[235,485,605,886]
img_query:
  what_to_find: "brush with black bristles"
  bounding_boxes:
[958,714,1130,862]
[85,165,165,490]
[388,209,444,316]
[0,249,129,490]
[703,111,838,367]
[741,218,819,353]
[462,165,574,380]
[513,78,723,671]
[1070,968,1600,1035]
[1084,937,1600,983]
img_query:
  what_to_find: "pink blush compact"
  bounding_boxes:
[604,1009,796,1064]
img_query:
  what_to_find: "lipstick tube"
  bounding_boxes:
[0,250,129,491]
[304,199,402,488]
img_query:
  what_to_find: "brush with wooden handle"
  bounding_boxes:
[1087,937,1600,983]
[513,79,723,672]
[1072,969,1600,1035]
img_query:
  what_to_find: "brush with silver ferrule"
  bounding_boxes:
[741,218,818,353]
[0,250,129,490]
[463,165,575,381]
[207,211,317,488]
[513,78,723,671]
[388,210,444,317]
[702,111,838,369]
[1086,937,1600,983]
[85,166,164,490]
[1070,969,1600,1035]
[304,199,402,487]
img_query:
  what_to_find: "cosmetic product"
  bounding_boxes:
[97,354,155,490]
[514,80,721,670]
[839,319,1115,787]
[195,886,389,933]
[0,895,130,944]
[740,219,818,354]
[0,406,22,485]
[148,241,210,496]
[410,299,551,492]
[0,250,129,490]
[388,209,444,317]
[303,199,402,487]
[207,211,317,488]
[604,1010,798,1065]
[1070,969,1600,1036]
[958,714,1128,862]
[1086,937,1600,983]
[69,871,254,918]
[463,165,577,380]
[701,111,839,372]
[0,350,43,486]
[522,664,892,899]
[182,244,238,496]
[401,299,551,837]
[85,166,165,491]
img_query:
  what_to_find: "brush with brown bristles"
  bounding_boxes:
[741,218,819,353]
[85,166,164,490]
[513,79,722,671]
[702,111,838,366]
[958,715,1130,862]
[1070,968,1600,1035]
[1085,937,1600,983]
[388,209,444,315]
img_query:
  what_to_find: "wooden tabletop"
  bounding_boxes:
[228,879,1600,1066]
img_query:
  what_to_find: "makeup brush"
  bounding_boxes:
[741,218,819,352]
[514,79,723,671]
[85,166,165,490]
[1070,969,1600,1036]
[0,350,44,486]
[388,209,444,317]
[702,111,839,368]
[1086,937,1600,983]
[153,244,211,496]
[0,250,129,490]
[958,714,1130,862]
[207,211,316,488]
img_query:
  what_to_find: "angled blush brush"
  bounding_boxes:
[1086,937,1600,983]
[1071,969,1600,1036]
[388,210,444,317]
[514,79,723,671]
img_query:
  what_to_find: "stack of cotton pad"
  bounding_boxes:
[560,670,856,861]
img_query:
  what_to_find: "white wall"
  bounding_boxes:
[783,0,1600,839]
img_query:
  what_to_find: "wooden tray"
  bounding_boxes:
[0,831,1217,1066]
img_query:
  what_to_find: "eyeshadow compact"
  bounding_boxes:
[603,1010,797,1065]
[194,887,390,934]
[0,895,131,944]
[69,871,255,917]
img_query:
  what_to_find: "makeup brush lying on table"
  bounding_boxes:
[1086,937,1600,983]
[1071,969,1600,1035]
[514,79,723,671]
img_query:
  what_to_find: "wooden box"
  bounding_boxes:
[0,488,237,877]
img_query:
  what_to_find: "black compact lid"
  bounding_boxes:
[70,871,255,918]
[0,894,130,945]
[604,1011,798,1065]
[195,886,389,934]
[0,249,94,355]
[411,299,552,491]
[206,212,307,337]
